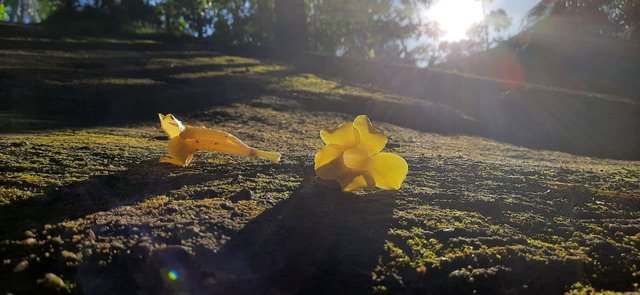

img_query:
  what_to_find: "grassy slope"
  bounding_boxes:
[425,15,640,160]
[1,24,639,294]
[246,37,640,160]
[439,15,640,100]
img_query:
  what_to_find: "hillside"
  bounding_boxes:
[433,15,640,160]
[440,15,640,100]
[0,23,639,294]
[232,18,640,160]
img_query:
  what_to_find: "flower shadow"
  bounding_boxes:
[193,170,397,294]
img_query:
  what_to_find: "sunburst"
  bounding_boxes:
[424,0,485,41]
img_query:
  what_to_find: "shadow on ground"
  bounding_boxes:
[0,25,294,131]
[74,170,396,295]
[0,159,181,240]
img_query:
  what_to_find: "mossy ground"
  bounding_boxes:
[1,26,639,294]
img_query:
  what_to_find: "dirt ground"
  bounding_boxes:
[1,25,639,294]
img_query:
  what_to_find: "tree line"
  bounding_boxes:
[1,0,637,65]
[526,0,639,41]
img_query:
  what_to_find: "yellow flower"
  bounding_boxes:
[158,113,281,166]
[314,115,408,191]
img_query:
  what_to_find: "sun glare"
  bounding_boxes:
[425,0,485,41]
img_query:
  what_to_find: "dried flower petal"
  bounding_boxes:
[158,113,281,166]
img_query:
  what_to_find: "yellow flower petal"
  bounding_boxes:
[180,126,281,163]
[339,174,375,192]
[315,115,408,192]
[158,113,185,139]
[164,137,197,166]
[342,146,371,170]
[158,114,281,166]
[320,122,359,148]
[182,127,249,154]
[353,115,387,155]
[314,144,346,179]
[368,152,408,190]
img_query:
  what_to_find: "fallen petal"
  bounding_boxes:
[158,113,185,139]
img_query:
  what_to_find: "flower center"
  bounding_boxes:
[343,146,371,170]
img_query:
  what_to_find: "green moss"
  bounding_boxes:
[4,172,51,186]
[169,64,287,79]
[277,73,408,104]
[406,237,444,267]
[147,55,262,69]
[0,187,36,205]
[372,285,388,294]
[566,282,631,295]
[280,74,340,93]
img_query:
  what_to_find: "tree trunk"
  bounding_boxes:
[274,0,308,51]
[20,0,26,23]
[255,0,274,46]
[9,0,17,22]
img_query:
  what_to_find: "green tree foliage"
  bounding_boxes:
[611,0,640,41]
[2,0,520,64]
[527,0,640,41]
[306,0,442,64]
[4,0,47,22]
[0,4,8,20]
[158,0,273,43]
[466,8,511,50]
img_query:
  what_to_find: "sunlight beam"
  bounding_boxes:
[424,0,485,41]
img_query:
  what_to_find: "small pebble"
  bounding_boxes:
[23,238,37,246]
[87,229,96,240]
[37,273,66,291]
[50,236,64,244]
[220,202,233,210]
[13,260,28,272]
[61,250,78,261]
[133,242,153,257]
[230,188,253,202]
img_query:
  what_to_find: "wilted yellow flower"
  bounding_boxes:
[158,113,281,166]
[314,115,408,191]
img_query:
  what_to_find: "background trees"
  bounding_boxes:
[526,0,640,41]
[1,0,637,64]
[305,0,441,64]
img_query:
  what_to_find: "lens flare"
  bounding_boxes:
[423,0,484,41]
[168,270,179,281]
